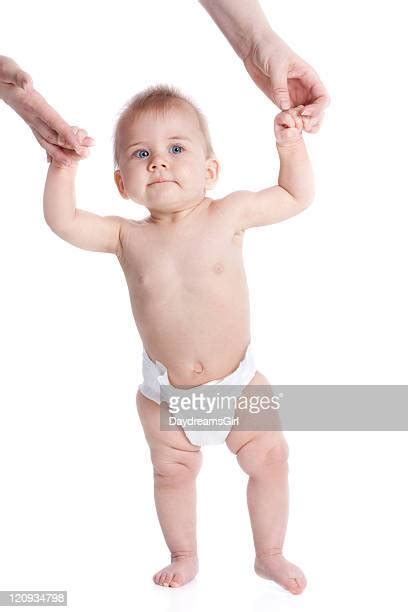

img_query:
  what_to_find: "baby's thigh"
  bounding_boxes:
[137,389,201,453]
[226,370,287,458]
[137,390,202,477]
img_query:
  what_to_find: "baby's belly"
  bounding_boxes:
[132,283,251,386]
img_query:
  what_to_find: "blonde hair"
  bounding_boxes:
[113,83,214,169]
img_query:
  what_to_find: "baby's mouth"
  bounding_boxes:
[149,179,177,186]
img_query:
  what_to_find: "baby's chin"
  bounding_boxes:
[143,195,205,213]
[141,190,204,207]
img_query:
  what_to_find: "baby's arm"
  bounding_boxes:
[43,135,122,254]
[224,106,315,229]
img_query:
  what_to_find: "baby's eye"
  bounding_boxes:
[133,149,149,159]
[170,144,184,154]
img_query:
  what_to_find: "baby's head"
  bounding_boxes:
[113,84,219,213]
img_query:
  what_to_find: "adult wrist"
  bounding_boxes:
[200,0,278,61]
[244,27,291,65]
[0,84,14,107]
[239,24,279,60]
[0,83,27,115]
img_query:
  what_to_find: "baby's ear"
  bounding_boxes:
[205,158,219,189]
[114,170,129,199]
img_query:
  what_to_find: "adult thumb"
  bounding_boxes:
[270,70,291,110]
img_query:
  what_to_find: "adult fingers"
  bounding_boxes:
[81,136,95,146]
[71,126,95,146]
[301,113,325,134]
[29,117,63,147]
[287,56,330,122]
[50,118,95,152]
[295,67,330,119]
[31,118,95,154]
[268,66,292,110]
[25,91,84,153]
[42,109,84,153]
[300,98,329,122]
[287,106,304,130]
[31,127,77,167]
[68,127,92,157]
[33,125,90,162]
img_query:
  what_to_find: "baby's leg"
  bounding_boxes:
[226,372,306,595]
[137,390,201,588]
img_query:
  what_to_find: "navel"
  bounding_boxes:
[192,362,204,374]
[213,262,224,274]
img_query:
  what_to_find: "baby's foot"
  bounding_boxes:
[255,552,307,595]
[153,553,198,588]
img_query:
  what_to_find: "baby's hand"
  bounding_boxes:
[274,105,306,147]
[47,126,93,167]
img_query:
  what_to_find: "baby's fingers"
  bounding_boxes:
[276,111,296,128]
[281,106,305,130]
[292,106,305,130]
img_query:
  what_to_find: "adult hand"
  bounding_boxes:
[243,35,330,133]
[0,55,94,166]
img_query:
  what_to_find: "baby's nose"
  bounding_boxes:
[148,156,169,171]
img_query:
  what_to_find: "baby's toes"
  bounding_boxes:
[169,573,182,587]
[161,572,171,587]
[288,578,303,595]
[153,570,167,586]
[289,571,307,594]
[296,572,307,591]
[152,571,161,585]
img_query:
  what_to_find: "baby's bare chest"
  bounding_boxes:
[120,220,245,296]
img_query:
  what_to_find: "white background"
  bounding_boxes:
[1,0,408,610]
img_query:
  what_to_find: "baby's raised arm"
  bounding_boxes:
[43,129,122,254]
[223,106,315,229]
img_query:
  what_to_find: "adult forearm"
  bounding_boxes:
[0,55,31,93]
[0,80,17,106]
[43,164,78,234]
[199,0,275,59]
[276,140,315,207]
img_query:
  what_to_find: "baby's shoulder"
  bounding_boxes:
[208,191,252,227]
[116,216,150,254]
[119,216,149,233]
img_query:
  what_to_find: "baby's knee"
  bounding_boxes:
[237,434,289,478]
[152,448,202,486]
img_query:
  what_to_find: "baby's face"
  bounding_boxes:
[114,103,218,212]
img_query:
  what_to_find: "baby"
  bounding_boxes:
[43,84,314,594]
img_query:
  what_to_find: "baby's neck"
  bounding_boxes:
[148,197,209,225]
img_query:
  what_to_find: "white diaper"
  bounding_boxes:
[139,343,257,446]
